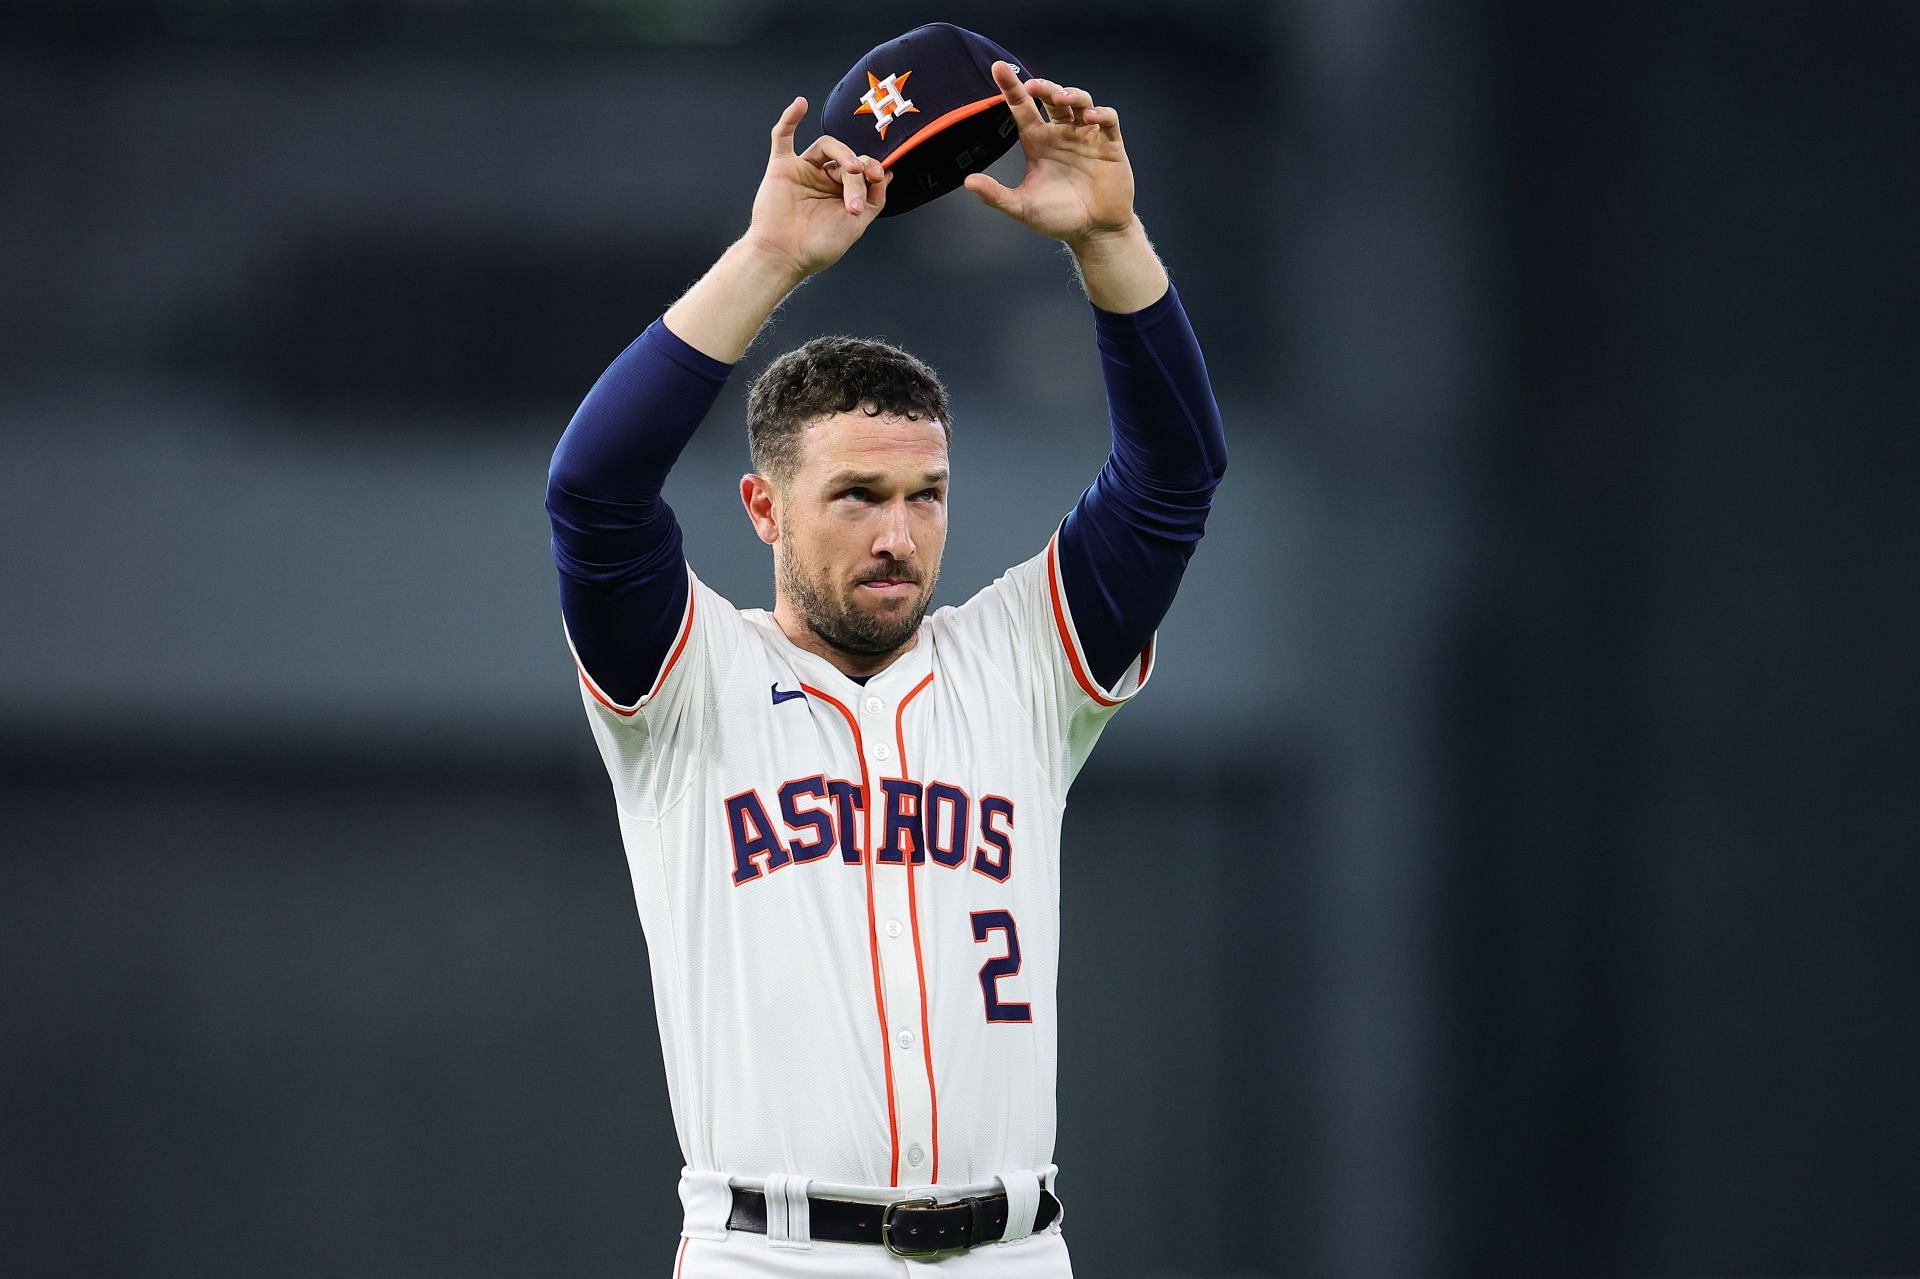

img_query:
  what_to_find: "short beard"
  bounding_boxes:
[779,549,936,659]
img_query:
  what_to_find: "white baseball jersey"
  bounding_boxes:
[571,531,1152,1192]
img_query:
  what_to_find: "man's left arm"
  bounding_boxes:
[966,66,1228,690]
[1062,250,1226,688]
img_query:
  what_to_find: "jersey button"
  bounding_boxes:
[884,918,904,938]
[896,1029,916,1050]
[863,695,884,715]
[871,742,893,762]
[906,1144,926,1167]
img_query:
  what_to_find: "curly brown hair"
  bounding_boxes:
[745,335,951,484]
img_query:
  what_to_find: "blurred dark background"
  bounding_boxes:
[3,2,1916,1276]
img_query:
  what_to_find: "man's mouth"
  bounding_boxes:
[856,574,919,597]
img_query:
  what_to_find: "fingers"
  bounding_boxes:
[963,172,1021,220]
[990,60,1046,128]
[802,134,886,213]
[1057,86,1097,128]
[1000,69,1123,143]
[863,162,891,214]
[1023,77,1087,126]
[825,154,887,215]
[991,61,1121,139]
[769,95,806,158]
[1030,78,1078,125]
[850,156,890,214]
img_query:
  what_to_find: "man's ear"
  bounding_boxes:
[740,473,781,547]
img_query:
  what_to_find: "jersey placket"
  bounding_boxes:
[861,675,939,1185]
[799,672,939,1186]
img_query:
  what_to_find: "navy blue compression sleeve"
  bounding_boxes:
[1057,282,1228,691]
[546,317,733,707]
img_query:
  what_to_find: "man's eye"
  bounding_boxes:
[915,489,943,501]
[841,487,870,501]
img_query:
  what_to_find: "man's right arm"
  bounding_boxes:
[545,315,726,710]
[546,96,891,707]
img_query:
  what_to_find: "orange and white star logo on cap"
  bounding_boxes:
[854,69,918,139]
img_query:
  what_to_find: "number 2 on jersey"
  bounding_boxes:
[969,909,1032,1023]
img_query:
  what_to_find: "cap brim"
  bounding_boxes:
[876,95,1019,217]
[880,92,1009,170]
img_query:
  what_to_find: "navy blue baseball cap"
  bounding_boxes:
[821,23,1031,218]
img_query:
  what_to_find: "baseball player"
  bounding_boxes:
[547,38,1226,1276]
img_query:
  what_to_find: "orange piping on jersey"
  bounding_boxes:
[577,577,698,718]
[881,94,1006,171]
[800,682,901,1186]
[1045,533,1153,707]
[893,670,941,1183]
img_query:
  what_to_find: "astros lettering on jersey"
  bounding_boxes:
[569,530,1150,1196]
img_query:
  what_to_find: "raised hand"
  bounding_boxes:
[744,96,893,280]
[962,62,1137,246]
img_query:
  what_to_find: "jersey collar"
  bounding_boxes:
[745,610,936,702]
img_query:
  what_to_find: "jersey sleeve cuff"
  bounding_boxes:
[1089,279,1183,331]
[567,563,699,717]
[1043,531,1155,707]
[648,316,737,384]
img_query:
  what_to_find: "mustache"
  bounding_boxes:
[854,566,923,586]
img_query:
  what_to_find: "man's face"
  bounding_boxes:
[771,410,949,661]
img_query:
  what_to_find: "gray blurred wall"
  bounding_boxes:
[4,3,1916,1276]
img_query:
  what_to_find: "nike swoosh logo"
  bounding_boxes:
[770,683,806,705]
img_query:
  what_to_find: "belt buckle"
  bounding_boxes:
[881,1196,940,1257]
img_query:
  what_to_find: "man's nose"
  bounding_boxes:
[872,500,916,559]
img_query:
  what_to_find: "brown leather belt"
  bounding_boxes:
[727,1185,1062,1257]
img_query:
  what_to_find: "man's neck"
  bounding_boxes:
[770,601,918,680]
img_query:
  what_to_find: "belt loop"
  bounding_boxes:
[763,1174,812,1250]
[677,1168,731,1241]
[994,1170,1042,1244]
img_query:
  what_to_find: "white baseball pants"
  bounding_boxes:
[667,1226,1073,1278]
[671,1169,1073,1278]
